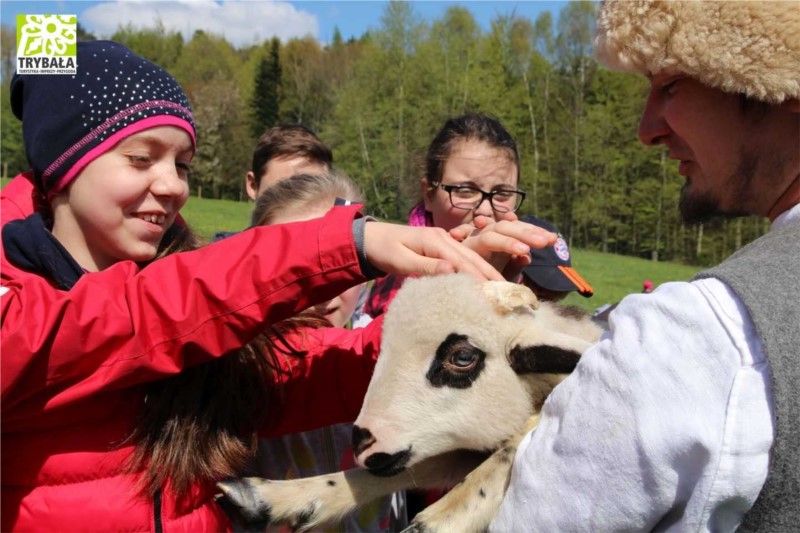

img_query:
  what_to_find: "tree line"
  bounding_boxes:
[0,1,768,266]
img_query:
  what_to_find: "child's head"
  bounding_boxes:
[421,113,523,231]
[252,172,364,328]
[246,125,333,201]
[11,40,195,199]
[10,41,196,270]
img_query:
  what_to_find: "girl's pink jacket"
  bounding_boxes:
[0,173,382,532]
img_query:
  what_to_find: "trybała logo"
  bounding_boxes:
[17,14,77,75]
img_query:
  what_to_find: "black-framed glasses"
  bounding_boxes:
[432,182,526,213]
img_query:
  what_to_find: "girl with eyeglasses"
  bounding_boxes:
[364,113,533,320]
[422,113,526,231]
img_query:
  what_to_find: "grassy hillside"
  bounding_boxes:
[0,180,699,311]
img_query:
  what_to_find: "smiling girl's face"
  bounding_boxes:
[50,126,193,271]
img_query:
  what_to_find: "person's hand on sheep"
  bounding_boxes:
[363,221,506,282]
[449,215,557,281]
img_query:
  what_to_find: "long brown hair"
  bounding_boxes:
[127,182,346,498]
[125,223,281,497]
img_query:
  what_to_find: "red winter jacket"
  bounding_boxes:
[0,174,382,532]
[0,171,37,226]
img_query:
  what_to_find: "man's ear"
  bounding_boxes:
[245,171,259,201]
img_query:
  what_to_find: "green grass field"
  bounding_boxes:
[181,195,253,239]
[1,178,699,311]
[560,249,698,312]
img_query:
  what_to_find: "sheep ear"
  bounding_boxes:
[481,280,539,315]
[508,330,592,375]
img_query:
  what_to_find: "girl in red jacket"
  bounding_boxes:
[0,41,548,532]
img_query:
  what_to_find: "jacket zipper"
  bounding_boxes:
[153,489,163,533]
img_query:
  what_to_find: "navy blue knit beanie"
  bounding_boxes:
[10,40,195,198]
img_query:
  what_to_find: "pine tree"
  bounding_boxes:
[332,26,343,49]
[250,38,281,138]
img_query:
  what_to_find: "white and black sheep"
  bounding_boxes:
[218,273,602,532]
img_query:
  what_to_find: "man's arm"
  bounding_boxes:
[491,279,772,531]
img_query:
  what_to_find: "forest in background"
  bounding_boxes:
[0,1,769,267]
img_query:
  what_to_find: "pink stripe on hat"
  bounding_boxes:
[44,100,194,179]
[49,115,196,198]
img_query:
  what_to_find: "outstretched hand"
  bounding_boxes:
[449,215,557,280]
[363,222,504,282]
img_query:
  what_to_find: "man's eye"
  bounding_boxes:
[176,162,192,173]
[663,79,681,95]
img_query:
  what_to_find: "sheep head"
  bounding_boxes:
[352,273,600,477]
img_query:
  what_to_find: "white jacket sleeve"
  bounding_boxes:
[490,279,773,532]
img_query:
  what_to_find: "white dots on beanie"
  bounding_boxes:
[12,41,195,194]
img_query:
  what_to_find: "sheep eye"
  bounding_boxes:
[446,350,478,371]
[428,333,486,388]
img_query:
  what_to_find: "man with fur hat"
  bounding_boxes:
[491,1,799,531]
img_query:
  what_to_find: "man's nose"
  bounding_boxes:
[637,90,669,146]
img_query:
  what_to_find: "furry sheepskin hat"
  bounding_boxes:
[594,0,800,103]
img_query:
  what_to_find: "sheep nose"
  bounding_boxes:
[352,425,376,457]
[364,448,412,477]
